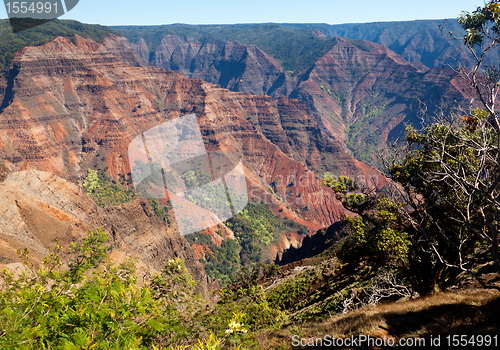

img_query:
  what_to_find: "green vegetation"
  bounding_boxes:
[227,204,309,265]
[322,174,410,267]
[148,198,172,223]
[82,169,99,195]
[181,168,222,211]
[203,282,286,349]
[0,230,203,349]
[267,260,378,323]
[82,168,137,207]
[0,230,285,349]
[320,85,350,120]
[187,203,308,285]
[335,206,410,267]
[345,98,393,165]
[203,238,241,287]
[344,38,373,52]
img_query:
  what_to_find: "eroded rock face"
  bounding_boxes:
[141,35,292,97]
[0,34,383,230]
[138,35,467,166]
[0,170,216,293]
[289,38,466,159]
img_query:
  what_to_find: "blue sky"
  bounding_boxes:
[1,1,485,26]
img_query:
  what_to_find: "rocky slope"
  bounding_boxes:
[0,168,216,294]
[0,35,389,241]
[126,32,467,167]
[289,38,467,164]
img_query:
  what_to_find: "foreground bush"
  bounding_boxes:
[0,229,203,349]
[0,229,288,349]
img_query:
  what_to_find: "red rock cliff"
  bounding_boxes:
[0,35,381,231]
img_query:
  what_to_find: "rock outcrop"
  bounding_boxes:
[134,34,468,167]
[0,35,385,235]
[0,170,216,293]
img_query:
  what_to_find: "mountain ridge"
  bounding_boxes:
[0,19,120,105]
[0,34,385,233]
[125,30,468,167]
[113,19,470,72]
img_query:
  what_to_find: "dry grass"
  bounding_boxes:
[308,288,499,336]
[258,288,500,349]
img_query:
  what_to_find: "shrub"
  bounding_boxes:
[0,229,203,349]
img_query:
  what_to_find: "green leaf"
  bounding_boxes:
[147,318,165,332]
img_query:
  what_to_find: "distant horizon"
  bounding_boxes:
[0,1,484,27]
[108,18,458,28]
[0,17,463,29]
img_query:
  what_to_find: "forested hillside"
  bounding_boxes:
[114,19,471,72]
[284,20,468,68]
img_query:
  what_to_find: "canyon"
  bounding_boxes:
[0,21,470,287]
[0,34,386,279]
[123,27,468,166]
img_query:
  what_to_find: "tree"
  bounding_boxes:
[379,1,500,292]
[455,2,500,277]
[322,1,500,292]
[82,168,100,195]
